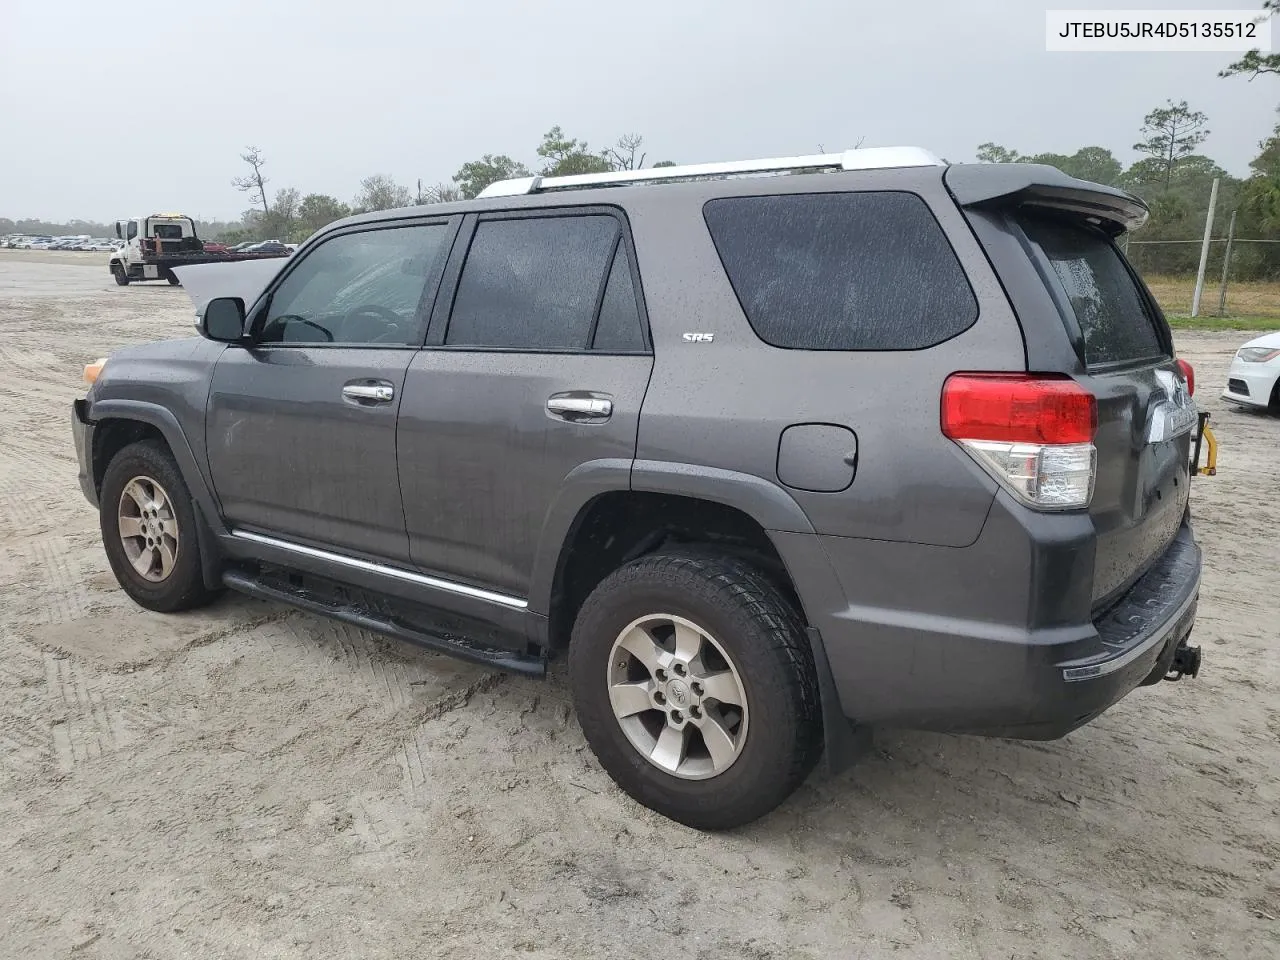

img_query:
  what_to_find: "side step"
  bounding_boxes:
[222,568,547,677]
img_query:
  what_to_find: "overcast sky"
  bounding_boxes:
[2,0,1276,222]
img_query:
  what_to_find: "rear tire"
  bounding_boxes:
[111,263,129,286]
[99,440,220,612]
[569,551,822,830]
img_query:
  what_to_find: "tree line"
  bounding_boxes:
[976,96,1280,278]
[215,127,675,246]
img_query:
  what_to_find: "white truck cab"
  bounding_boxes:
[109,214,203,285]
[109,214,287,286]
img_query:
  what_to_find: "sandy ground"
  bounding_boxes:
[0,248,1277,960]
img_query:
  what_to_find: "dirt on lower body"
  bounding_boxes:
[1,251,1277,959]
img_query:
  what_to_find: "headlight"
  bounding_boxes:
[1237,347,1280,363]
[83,357,107,384]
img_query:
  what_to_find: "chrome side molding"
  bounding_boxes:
[230,529,529,610]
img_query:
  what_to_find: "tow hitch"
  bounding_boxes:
[1191,411,1217,477]
[1165,640,1202,681]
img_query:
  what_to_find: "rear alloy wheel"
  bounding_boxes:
[607,614,750,780]
[99,440,219,612]
[569,552,822,830]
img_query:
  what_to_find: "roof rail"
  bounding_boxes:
[476,146,945,198]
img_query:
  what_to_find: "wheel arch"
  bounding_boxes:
[528,459,816,626]
[534,461,866,776]
[88,400,225,536]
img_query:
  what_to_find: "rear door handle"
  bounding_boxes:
[342,381,395,404]
[546,395,613,421]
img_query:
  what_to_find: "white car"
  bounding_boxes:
[1222,331,1280,412]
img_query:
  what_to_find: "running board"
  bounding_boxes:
[222,568,547,677]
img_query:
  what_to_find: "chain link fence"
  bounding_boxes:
[1125,236,1280,320]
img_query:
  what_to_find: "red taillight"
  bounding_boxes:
[1175,358,1195,396]
[941,374,1097,445]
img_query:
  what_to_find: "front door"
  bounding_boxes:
[398,210,654,596]
[207,218,457,563]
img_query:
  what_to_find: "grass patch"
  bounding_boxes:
[1143,274,1280,322]
[1165,315,1277,331]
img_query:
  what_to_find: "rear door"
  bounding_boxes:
[1012,213,1192,609]
[207,218,457,562]
[397,209,653,597]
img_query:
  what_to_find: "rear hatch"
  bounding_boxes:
[947,165,1194,612]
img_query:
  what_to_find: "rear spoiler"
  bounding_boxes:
[944,163,1148,236]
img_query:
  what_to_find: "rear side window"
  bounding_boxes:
[702,192,977,350]
[447,215,620,350]
[591,243,646,352]
[1019,216,1166,367]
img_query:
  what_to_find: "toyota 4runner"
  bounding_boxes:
[72,147,1204,829]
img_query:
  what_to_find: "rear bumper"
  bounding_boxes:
[72,399,97,508]
[778,519,1201,739]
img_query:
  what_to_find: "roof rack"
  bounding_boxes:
[476,146,946,198]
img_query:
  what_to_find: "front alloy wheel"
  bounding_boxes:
[117,476,179,582]
[608,614,749,780]
[99,439,220,612]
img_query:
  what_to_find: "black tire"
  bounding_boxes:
[111,263,129,286]
[166,273,181,286]
[569,551,822,830]
[99,440,220,612]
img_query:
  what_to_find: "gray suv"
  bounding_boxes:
[72,147,1204,829]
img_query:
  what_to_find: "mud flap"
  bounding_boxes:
[192,502,225,592]
[806,626,872,775]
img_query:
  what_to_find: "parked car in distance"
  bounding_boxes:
[203,241,230,254]
[1222,331,1280,412]
[245,240,290,255]
[72,148,1206,830]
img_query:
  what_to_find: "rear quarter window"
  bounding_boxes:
[1018,215,1167,368]
[702,192,978,351]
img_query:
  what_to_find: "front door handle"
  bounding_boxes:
[342,382,395,404]
[546,395,613,421]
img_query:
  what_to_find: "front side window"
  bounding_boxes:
[446,215,621,350]
[257,224,451,345]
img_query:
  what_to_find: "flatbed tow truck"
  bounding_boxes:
[108,213,288,286]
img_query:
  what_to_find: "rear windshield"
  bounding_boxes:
[1019,215,1166,367]
[703,192,977,351]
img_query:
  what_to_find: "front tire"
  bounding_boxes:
[99,440,219,612]
[569,552,822,830]
[111,263,129,286]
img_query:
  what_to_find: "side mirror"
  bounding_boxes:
[201,297,247,342]
[114,223,122,239]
